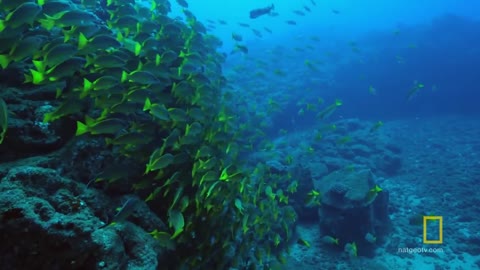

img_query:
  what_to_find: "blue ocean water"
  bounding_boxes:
[176,0,480,120]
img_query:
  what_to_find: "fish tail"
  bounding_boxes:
[29,69,45,85]
[78,32,88,50]
[0,55,11,69]
[38,18,55,31]
[121,70,128,83]
[43,112,54,123]
[75,121,89,136]
[0,20,5,32]
[32,60,46,73]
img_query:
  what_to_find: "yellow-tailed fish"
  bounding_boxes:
[143,98,170,121]
[344,242,357,257]
[369,121,383,132]
[43,98,84,122]
[99,197,139,228]
[317,99,342,119]
[145,153,174,173]
[78,32,121,51]
[168,209,184,239]
[85,54,125,68]
[75,116,125,136]
[0,2,42,31]
[321,235,339,245]
[0,35,47,69]
[40,43,78,69]
[365,184,382,202]
[83,76,120,93]
[39,9,100,30]
[105,131,151,146]
[0,0,34,12]
[149,230,175,250]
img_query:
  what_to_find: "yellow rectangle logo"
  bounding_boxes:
[423,216,443,244]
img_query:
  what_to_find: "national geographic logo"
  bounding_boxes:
[423,216,443,244]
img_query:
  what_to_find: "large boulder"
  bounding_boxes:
[314,168,390,257]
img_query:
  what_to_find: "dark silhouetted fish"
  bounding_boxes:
[293,10,306,16]
[252,28,263,38]
[249,4,274,19]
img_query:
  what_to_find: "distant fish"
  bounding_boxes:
[249,4,275,19]
[321,235,339,245]
[406,80,424,101]
[304,6,312,12]
[99,198,140,228]
[231,33,242,41]
[0,2,42,31]
[344,242,358,258]
[176,0,188,8]
[332,9,340,14]
[293,10,306,16]
[310,0,317,6]
[218,19,227,25]
[232,44,248,54]
[286,20,297,25]
[365,233,377,244]
[264,27,272,33]
[251,28,263,38]
[238,22,250,28]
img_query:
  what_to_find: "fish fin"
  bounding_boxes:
[29,69,45,85]
[143,97,152,111]
[24,73,33,84]
[55,88,63,98]
[83,78,92,92]
[134,42,142,56]
[62,28,74,42]
[80,78,92,99]
[121,70,128,83]
[78,32,88,50]
[75,121,89,136]
[0,20,6,32]
[43,11,66,20]
[85,54,94,68]
[32,60,45,73]
[85,115,95,126]
[37,18,55,31]
[116,32,124,42]
[43,112,54,123]
[0,55,10,69]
